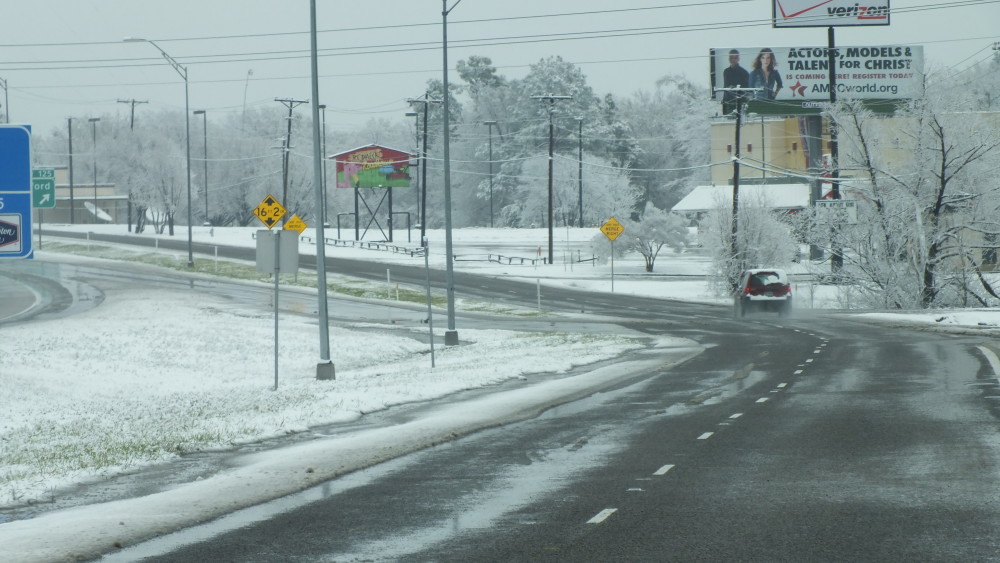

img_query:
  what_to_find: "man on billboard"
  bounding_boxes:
[722,49,751,115]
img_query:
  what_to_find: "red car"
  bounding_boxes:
[734,268,793,317]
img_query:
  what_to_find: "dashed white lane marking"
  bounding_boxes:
[653,464,675,476]
[756,397,769,403]
[777,383,788,388]
[697,432,714,440]
[794,369,804,375]
[587,508,618,524]
[730,412,744,419]
[813,349,822,354]
[805,358,814,363]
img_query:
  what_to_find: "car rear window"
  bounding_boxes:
[749,271,784,286]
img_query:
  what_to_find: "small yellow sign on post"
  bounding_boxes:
[601,217,624,241]
[253,194,286,229]
[284,214,307,234]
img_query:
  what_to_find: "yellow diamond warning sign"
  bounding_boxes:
[600,217,624,241]
[253,195,286,229]
[284,214,307,234]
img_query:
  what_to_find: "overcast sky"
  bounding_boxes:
[3,0,997,137]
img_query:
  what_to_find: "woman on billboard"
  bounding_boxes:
[749,48,783,100]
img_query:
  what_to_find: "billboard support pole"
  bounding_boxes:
[827,26,843,272]
[354,186,360,241]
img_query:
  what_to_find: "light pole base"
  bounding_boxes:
[316,361,336,380]
[444,330,459,346]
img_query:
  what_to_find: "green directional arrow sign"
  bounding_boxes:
[32,169,56,208]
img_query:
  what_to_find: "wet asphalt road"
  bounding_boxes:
[115,307,1000,562]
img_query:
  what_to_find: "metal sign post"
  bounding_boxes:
[32,168,55,250]
[600,217,624,292]
[422,237,436,368]
[253,194,290,390]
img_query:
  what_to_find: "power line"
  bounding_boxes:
[0,2,757,48]
[1,1,997,72]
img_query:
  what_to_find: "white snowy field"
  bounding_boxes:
[2,224,1000,562]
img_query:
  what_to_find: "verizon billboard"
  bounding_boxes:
[773,0,890,27]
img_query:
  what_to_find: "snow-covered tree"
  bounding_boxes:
[622,203,690,272]
[702,192,800,293]
[822,68,1000,308]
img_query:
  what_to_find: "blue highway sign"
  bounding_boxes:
[0,125,34,259]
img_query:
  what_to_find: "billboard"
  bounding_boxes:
[711,45,922,110]
[773,0,890,27]
[332,144,414,189]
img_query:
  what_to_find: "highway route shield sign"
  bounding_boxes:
[601,217,624,241]
[253,194,286,228]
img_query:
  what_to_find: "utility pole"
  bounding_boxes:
[117,99,148,130]
[407,93,442,243]
[483,120,497,228]
[89,117,100,222]
[827,27,843,273]
[68,117,75,224]
[193,110,209,224]
[714,86,762,286]
[319,104,328,226]
[0,78,9,123]
[531,94,572,265]
[275,98,307,222]
[576,117,584,228]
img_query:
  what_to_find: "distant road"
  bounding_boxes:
[0,269,36,322]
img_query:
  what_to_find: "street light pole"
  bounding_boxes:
[483,120,497,228]
[309,0,333,380]
[193,110,209,224]
[89,117,100,223]
[442,0,462,345]
[124,37,193,267]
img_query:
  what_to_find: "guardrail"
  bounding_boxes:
[300,235,427,257]
[454,253,597,266]
[291,234,596,265]
[453,253,547,266]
